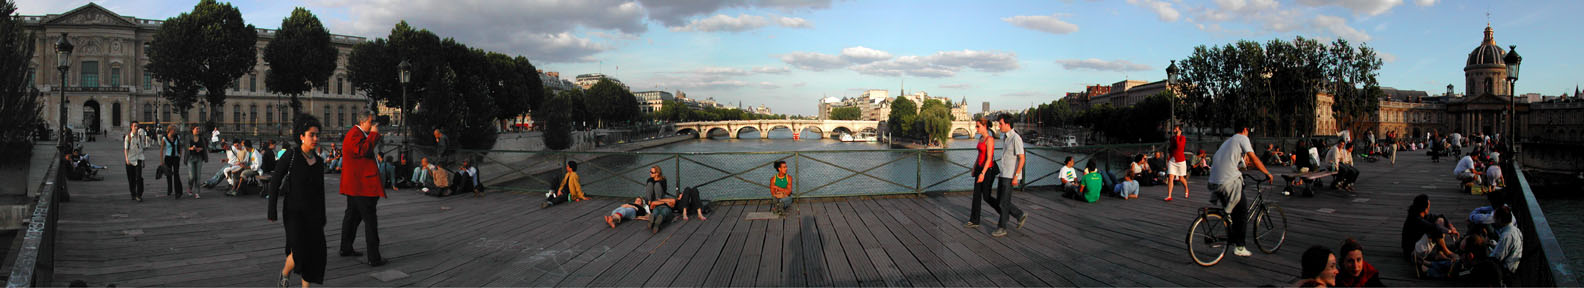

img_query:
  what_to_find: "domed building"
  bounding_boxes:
[1445,24,1527,138]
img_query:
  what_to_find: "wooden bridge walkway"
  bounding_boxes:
[49,138,1486,286]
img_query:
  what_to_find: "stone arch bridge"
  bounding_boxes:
[674,120,976,139]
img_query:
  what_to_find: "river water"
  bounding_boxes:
[1535,186,1584,285]
[508,129,1130,200]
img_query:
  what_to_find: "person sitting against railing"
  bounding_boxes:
[1147,151,1168,185]
[1129,154,1150,185]
[1483,158,1505,190]
[1488,205,1522,276]
[1189,150,1211,176]
[542,161,583,207]
[421,160,454,197]
[1113,169,1139,200]
[409,157,432,188]
[377,153,397,190]
[1335,238,1384,287]
[604,198,651,228]
[457,159,481,197]
[1451,233,1503,285]
[1057,156,1080,196]
[393,154,413,188]
[769,160,794,215]
[1264,143,1289,167]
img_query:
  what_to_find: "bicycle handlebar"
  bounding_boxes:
[1243,173,1270,183]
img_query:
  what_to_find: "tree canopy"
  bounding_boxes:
[0,0,41,146]
[263,7,337,114]
[828,106,861,120]
[147,0,258,123]
[1175,37,1383,137]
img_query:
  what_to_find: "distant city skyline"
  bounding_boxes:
[19,0,1584,115]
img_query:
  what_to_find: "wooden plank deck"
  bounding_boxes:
[50,138,1490,286]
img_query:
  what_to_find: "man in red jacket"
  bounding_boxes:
[339,114,387,267]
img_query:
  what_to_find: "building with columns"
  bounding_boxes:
[21,3,371,135]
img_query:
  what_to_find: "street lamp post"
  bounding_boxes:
[55,33,74,151]
[398,59,411,155]
[1503,45,1521,162]
[1166,60,1178,129]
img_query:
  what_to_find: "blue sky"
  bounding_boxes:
[18,0,1584,115]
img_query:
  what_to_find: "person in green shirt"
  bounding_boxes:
[1069,166,1104,203]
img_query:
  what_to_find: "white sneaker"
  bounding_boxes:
[1233,246,1253,257]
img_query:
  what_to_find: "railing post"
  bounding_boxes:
[915,150,923,194]
[794,152,802,197]
[674,153,682,191]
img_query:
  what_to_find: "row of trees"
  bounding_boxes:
[539,79,642,150]
[0,0,41,150]
[653,100,786,122]
[1026,37,1384,143]
[828,106,861,120]
[887,97,955,145]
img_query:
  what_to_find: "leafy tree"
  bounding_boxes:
[263,7,337,115]
[829,106,861,120]
[148,0,258,124]
[0,0,40,147]
[918,100,953,145]
[584,79,638,127]
[1175,36,1381,137]
[888,96,917,137]
[541,90,579,150]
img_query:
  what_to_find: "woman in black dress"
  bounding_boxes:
[268,115,326,287]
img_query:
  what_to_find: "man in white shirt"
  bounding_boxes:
[1484,158,1504,188]
[1057,157,1078,195]
[1490,206,1523,274]
[123,123,150,202]
[1452,152,1479,185]
[228,140,262,196]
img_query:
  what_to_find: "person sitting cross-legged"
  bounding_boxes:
[542,161,583,207]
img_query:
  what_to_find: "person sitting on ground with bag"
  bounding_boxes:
[421,159,453,197]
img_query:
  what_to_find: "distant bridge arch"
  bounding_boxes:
[671,120,972,140]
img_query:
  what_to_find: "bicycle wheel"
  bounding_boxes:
[1252,203,1288,254]
[1187,213,1230,266]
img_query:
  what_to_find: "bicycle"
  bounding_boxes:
[1185,173,1288,267]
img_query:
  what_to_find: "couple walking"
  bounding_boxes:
[965,114,1030,237]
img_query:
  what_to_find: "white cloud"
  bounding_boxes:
[752,66,792,74]
[694,66,750,76]
[1377,51,1398,63]
[309,0,647,63]
[1002,14,1080,35]
[758,82,781,89]
[670,14,813,32]
[778,52,848,71]
[638,0,832,27]
[940,83,974,89]
[1312,15,1371,42]
[840,46,894,63]
[1296,0,1403,16]
[928,50,1020,72]
[1413,0,1437,7]
[791,82,807,87]
[1126,0,1182,22]
[1053,59,1153,72]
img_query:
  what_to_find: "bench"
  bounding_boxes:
[1282,170,1337,197]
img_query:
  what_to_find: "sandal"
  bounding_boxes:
[279,273,290,288]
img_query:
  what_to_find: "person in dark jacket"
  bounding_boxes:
[267,114,327,287]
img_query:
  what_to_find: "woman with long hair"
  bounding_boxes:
[964,116,1000,228]
[268,114,327,287]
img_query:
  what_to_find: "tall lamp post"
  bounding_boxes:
[55,33,74,150]
[398,60,411,155]
[1166,60,1178,129]
[1503,45,1521,162]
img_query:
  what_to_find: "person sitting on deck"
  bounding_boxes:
[1335,238,1384,287]
[1189,150,1211,176]
[769,160,794,215]
[1489,205,1522,276]
[1327,140,1359,192]
[1065,166,1104,203]
[409,157,432,188]
[604,198,652,228]
[1453,152,1481,186]
[1057,157,1080,194]
[1114,171,1139,200]
[1404,194,1461,279]
[1452,234,1504,285]
[394,154,414,188]
[1295,245,1338,287]
[1147,151,1168,185]
[1484,158,1505,190]
[543,161,585,207]
[456,159,481,197]
[1265,144,1289,167]
[421,160,454,197]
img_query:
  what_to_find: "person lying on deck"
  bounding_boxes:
[605,198,651,228]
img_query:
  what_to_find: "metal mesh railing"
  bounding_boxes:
[467,141,1224,201]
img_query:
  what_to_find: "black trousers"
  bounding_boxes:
[163,156,182,196]
[968,165,1002,224]
[993,177,1025,228]
[1338,164,1359,185]
[340,196,382,260]
[125,161,143,198]
[545,192,569,206]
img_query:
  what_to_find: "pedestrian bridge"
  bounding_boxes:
[673,120,976,139]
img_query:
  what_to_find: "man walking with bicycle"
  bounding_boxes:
[1208,124,1272,257]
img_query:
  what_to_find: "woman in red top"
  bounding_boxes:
[965,116,1001,228]
[1165,126,1190,201]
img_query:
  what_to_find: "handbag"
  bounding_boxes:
[275,149,296,192]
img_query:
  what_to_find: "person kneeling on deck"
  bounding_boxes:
[542,161,584,207]
[605,198,652,228]
[1452,152,1481,187]
[769,160,794,215]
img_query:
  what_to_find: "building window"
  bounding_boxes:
[143,70,152,90]
[162,104,172,122]
[336,77,343,95]
[233,104,241,128]
[322,105,331,127]
[249,74,257,92]
[337,105,345,127]
[279,105,287,125]
[109,67,121,87]
[250,104,257,124]
[80,61,99,87]
[111,102,121,126]
[231,79,239,91]
[143,103,153,122]
[265,105,273,124]
[27,68,34,86]
[1485,77,1494,96]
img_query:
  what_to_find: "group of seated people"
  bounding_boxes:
[1452,150,1505,193]
[201,139,273,196]
[1188,149,1211,176]
[1056,157,1127,203]
[591,165,711,232]
[63,147,106,181]
[319,143,342,173]
[392,154,483,197]
[1294,237,1387,287]
[1400,193,1521,285]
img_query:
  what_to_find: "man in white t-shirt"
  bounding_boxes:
[1484,158,1504,188]
[1207,125,1271,258]
[1453,153,1479,184]
[1057,157,1078,194]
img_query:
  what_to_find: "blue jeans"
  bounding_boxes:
[612,206,637,220]
[774,196,793,211]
